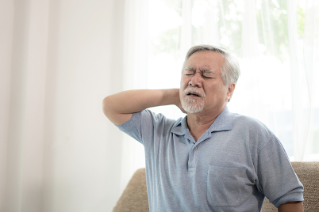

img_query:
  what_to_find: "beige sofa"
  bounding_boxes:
[113,162,319,212]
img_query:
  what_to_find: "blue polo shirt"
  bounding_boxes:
[117,107,304,212]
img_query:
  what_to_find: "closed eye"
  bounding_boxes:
[185,73,213,79]
[203,76,212,79]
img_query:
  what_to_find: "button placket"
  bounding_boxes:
[185,132,198,172]
[188,144,199,172]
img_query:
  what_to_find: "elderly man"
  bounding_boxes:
[103,45,304,212]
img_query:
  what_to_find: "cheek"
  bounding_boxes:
[207,84,227,100]
[179,88,183,99]
[216,82,228,92]
[180,77,189,87]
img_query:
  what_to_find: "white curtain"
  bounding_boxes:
[1,0,318,212]
[288,0,319,160]
[119,0,149,193]
[145,0,319,161]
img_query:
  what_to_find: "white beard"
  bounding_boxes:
[181,87,205,113]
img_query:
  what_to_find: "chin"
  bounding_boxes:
[181,98,204,113]
[185,107,203,114]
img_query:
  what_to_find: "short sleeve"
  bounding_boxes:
[116,109,174,146]
[256,136,304,207]
[116,110,143,143]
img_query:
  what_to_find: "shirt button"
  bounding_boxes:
[194,147,198,150]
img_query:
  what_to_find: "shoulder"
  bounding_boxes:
[233,114,273,136]
[231,113,278,150]
[140,109,182,132]
[140,109,176,124]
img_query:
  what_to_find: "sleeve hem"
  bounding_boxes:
[116,111,142,134]
[273,192,304,208]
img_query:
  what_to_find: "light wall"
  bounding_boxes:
[0,0,126,211]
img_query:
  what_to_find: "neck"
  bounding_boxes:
[186,105,226,142]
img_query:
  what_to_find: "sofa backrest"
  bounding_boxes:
[113,168,149,212]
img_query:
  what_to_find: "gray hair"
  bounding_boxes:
[183,45,240,86]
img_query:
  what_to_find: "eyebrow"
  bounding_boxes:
[201,68,215,73]
[184,66,215,73]
[184,67,196,71]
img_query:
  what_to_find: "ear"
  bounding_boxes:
[226,83,236,101]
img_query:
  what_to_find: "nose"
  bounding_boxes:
[189,71,202,87]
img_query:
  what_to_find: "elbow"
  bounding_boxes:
[102,96,112,117]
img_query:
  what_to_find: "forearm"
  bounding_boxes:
[278,201,303,212]
[103,89,180,125]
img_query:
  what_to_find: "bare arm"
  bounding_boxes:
[278,201,303,212]
[102,89,182,125]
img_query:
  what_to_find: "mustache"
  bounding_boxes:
[183,87,205,98]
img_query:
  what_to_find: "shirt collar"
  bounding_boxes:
[171,106,234,135]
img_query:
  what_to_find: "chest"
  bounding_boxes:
[146,131,256,179]
[144,131,262,211]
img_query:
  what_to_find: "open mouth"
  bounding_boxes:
[187,92,200,97]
